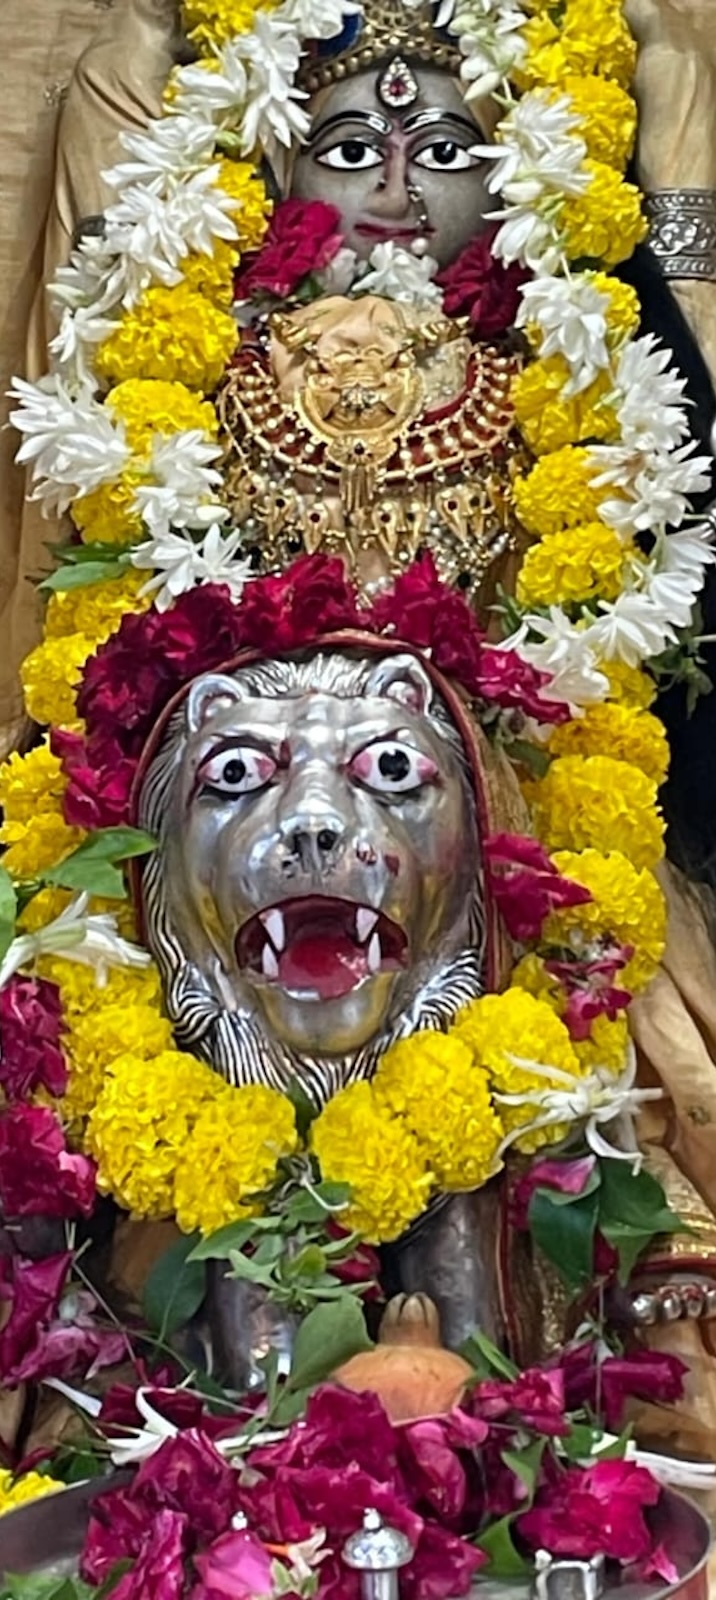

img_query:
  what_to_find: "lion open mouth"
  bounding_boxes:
[236,895,408,1001]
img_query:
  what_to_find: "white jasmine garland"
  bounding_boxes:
[98,169,240,308]
[130,523,253,611]
[515,272,618,395]
[495,1043,662,1170]
[106,115,220,190]
[498,614,610,708]
[450,4,529,100]
[609,334,691,454]
[228,15,310,158]
[274,0,360,37]
[8,375,130,513]
[590,440,713,535]
[352,242,443,306]
[131,432,228,540]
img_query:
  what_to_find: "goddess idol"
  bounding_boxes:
[3,0,716,1591]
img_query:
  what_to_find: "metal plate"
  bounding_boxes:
[0,1478,710,1599]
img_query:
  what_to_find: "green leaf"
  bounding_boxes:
[459,1328,519,1380]
[0,864,17,962]
[143,1232,206,1340]
[188,1217,270,1260]
[43,828,157,901]
[39,561,127,593]
[597,1159,689,1284]
[561,1421,604,1462]
[227,1250,277,1290]
[529,1186,599,1290]
[286,1295,372,1394]
[285,1079,320,1142]
[287,1244,327,1281]
[501,1438,545,1498]
[475,1516,531,1579]
[46,540,131,566]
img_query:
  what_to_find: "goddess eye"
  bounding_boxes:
[350,740,438,796]
[315,140,384,170]
[413,141,479,171]
[198,746,277,798]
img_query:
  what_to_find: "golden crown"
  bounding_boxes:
[297,0,462,93]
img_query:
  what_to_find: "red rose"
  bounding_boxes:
[397,1411,488,1522]
[468,1367,568,1437]
[435,228,529,334]
[89,1507,188,1600]
[0,1104,96,1220]
[238,553,364,654]
[132,1430,240,1544]
[0,976,67,1101]
[53,727,136,830]
[192,1528,274,1599]
[517,1458,662,1567]
[555,1343,687,1431]
[0,1250,125,1386]
[485,832,593,941]
[510,1155,597,1232]
[234,199,344,302]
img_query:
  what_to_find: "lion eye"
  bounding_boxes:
[349,740,438,795]
[198,746,276,798]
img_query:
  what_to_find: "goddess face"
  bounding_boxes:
[145,652,480,1062]
[290,64,492,268]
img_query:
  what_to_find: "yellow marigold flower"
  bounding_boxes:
[561,77,636,171]
[373,1032,503,1192]
[0,814,84,882]
[574,1013,629,1076]
[0,743,65,823]
[96,285,238,391]
[517,522,626,607]
[561,161,647,268]
[87,1049,226,1218]
[513,448,604,537]
[602,660,656,711]
[516,0,636,89]
[510,962,628,1077]
[72,473,145,545]
[45,572,149,648]
[176,1086,298,1235]
[19,887,75,932]
[0,1470,63,1515]
[453,990,584,1153]
[182,0,271,50]
[510,953,561,1008]
[39,952,161,1014]
[312,1081,433,1244]
[512,358,616,455]
[20,633,91,728]
[217,160,272,251]
[527,754,665,869]
[64,1003,174,1124]
[107,378,219,453]
[548,703,669,784]
[181,241,240,309]
[545,848,667,993]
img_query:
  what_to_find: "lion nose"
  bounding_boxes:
[283,816,345,872]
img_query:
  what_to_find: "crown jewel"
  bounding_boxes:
[297,0,461,94]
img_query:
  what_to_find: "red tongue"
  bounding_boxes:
[279,929,368,1000]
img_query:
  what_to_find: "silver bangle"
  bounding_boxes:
[645,189,716,282]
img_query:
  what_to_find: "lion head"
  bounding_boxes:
[136,646,493,1106]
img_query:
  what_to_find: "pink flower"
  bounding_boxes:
[544,949,632,1041]
[402,1523,485,1600]
[133,1431,240,1543]
[192,1529,274,1599]
[468,1368,568,1437]
[517,1458,662,1566]
[435,229,529,334]
[0,976,67,1101]
[53,727,136,830]
[104,1508,188,1600]
[234,199,344,302]
[485,833,592,941]
[555,1343,687,1431]
[0,1104,96,1219]
[398,1411,489,1522]
[0,1252,126,1386]
[510,1155,597,1231]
